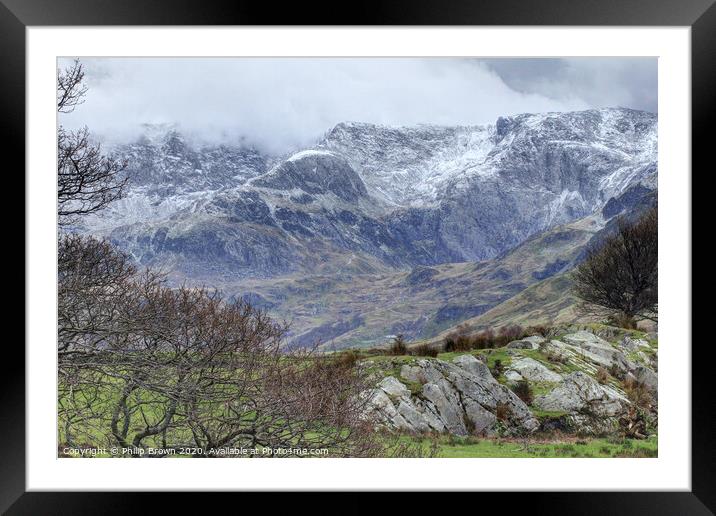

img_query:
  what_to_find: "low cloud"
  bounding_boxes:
[59,57,656,155]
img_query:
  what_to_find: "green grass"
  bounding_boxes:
[398,435,658,458]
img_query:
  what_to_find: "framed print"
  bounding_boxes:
[5,0,712,512]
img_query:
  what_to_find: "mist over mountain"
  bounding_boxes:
[79,107,657,348]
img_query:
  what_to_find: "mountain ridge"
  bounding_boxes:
[77,107,658,348]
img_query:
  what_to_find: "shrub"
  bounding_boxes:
[443,325,551,352]
[411,344,438,357]
[512,379,533,405]
[607,312,638,330]
[495,402,511,422]
[525,324,550,337]
[455,335,473,351]
[495,324,525,346]
[595,366,609,384]
[608,363,625,381]
[491,359,505,379]
[444,335,457,352]
[471,328,496,350]
[389,334,408,355]
[546,350,567,364]
[619,406,649,439]
[444,331,471,352]
[622,377,653,410]
[332,350,359,370]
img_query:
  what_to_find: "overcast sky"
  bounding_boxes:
[59,57,657,155]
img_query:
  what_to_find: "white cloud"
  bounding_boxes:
[58,57,653,155]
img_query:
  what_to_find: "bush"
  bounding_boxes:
[491,359,505,379]
[443,335,457,352]
[443,331,471,352]
[595,366,609,384]
[443,325,543,352]
[471,329,496,350]
[607,312,638,330]
[442,325,552,353]
[608,363,625,381]
[389,334,408,355]
[512,379,533,405]
[498,324,525,343]
[332,350,359,370]
[455,335,473,351]
[525,324,550,337]
[410,344,438,357]
[619,406,649,439]
[622,377,653,410]
[546,350,567,364]
[495,402,511,421]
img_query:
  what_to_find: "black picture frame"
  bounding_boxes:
[4,0,710,513]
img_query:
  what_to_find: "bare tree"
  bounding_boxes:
[572,207,658,324]
[57,59,88,114]
[55,62,425,459]
[58,235,393,457]
[57,59,127,225]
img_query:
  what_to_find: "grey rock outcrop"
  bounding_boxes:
[561,331,634,372]
[364,355,539,436]
[363,325,657,437]
[506,335,546,350]
[632,365,658,399]
[506,357,562,383]
[534,371,630,434]
[621,336,651,352]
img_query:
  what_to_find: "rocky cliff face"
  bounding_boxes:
[361,327,657,436]
[82,108,656,279]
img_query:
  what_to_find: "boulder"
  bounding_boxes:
[507,357,562,383]
[363,389,411,430]
[364,356,539,435]
[504,370,524,383]
[463,399,498,434]
[620,336,651,352]
[422,381,469,434]
[633,365,658,398]
[561,331,634,372]
[396,400,437,432]
[452,354,493,380]
[378,376,410,399]
[506,335,546,350]
[534,371,630,434]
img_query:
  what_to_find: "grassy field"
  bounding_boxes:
[402,435,658,458]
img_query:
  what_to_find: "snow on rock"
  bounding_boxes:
[80,108,657,280]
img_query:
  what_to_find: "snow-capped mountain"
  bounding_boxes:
[82,107,657,281]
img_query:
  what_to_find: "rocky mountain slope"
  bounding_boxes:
[79,108,658,348]
[233,211,604,349]
[362,326,658,437]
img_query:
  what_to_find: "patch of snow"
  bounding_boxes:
[286,149,335,162]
